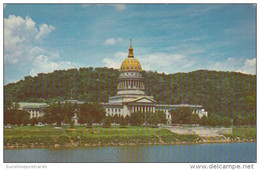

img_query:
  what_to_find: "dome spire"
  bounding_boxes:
[128,38,134,58]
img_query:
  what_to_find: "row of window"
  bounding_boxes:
[121,72,142,76]
[125,60,137,63]
[122,66,141,70]
[107,108,121,113]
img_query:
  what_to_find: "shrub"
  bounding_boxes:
[102,117,111,128]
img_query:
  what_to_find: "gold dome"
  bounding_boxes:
[120,39,142,72]
[120,58,142,72]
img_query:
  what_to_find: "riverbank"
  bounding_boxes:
[4,125,256,149]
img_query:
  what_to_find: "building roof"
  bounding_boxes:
[120,39,142,72]
[18,102,48,108]
[124,96,156,104]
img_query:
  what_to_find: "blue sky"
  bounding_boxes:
[4,4,256,84]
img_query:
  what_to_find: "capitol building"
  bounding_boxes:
[102,39,207,124]
[19,39,207,124]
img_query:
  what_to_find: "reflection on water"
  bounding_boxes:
[4,142,256,163]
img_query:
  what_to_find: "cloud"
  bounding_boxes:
[36,24,55,40]
[4,15,55,64]
[104,37,123,45]
[139,53,194,73]
[114,4,126,11]
[237,58,256,75]
[4,15,80,82]
[82,4,126,11]
[29,55,80,76]
[205,57,256,75]
[102,51,195,73]
[102,52,127,69]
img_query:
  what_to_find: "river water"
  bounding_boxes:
[4,142,256,163]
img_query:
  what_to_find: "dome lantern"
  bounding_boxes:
[120,39,142,72]
[128,38,134,58]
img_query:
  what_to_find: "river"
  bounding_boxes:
[4,142,256,163]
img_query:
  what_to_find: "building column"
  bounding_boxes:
[144,106,146,112]
[153,107,155,113]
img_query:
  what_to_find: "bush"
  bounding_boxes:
[57,135,70,145]
[102,117,111,128]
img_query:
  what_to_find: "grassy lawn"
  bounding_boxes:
[4,125,198,147]
[229,126,256,139]
[221,126,256,140]
[5,125,255,147]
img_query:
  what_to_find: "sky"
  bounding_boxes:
[3,4,256,85]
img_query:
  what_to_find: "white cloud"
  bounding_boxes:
[4,15,80,82]
[102,52,127,69]
[114,4,126,11]
[36,24,55,40]
[4,15,55,64]
[29,55,79,76]
[237,58,256,75]
[205,57,256,75]
[82,4,126,11]
[104,37,123,46]
[102,51,195,73]
[139,53,194,72]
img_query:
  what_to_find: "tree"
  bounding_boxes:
[125,114,130,125]
[199,115,208,126]
[170,107,192,124]
[119,115,127,126]
[112,114,119,124]
[21,110,30,126]
[207,115,217,127]
[234,115,242,126]
[130,112,144,126]
[155,111,167,124]
[102,116,111,128]
[4,68,256,125]
[247,112,256,125]
[223,116,231,127]
[30,117,38,126]
[190,114,200,124]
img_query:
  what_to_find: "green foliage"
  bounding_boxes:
[4,126,203,147]
[102,117,111,128]
[4,68,256,124]
[30,117,39,126]
[170,107,194,124]
[130,112,144,126]
[4,101,30,126]
[119,115,127,126]
[78,102,106,124]
[199,115,208,126]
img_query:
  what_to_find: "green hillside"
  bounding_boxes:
[4,68,256,118]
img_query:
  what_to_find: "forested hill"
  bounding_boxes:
[4,67,256,117]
